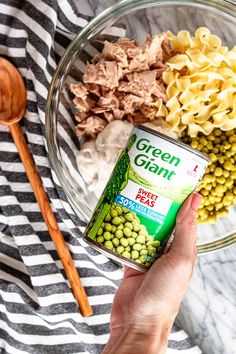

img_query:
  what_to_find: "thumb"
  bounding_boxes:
[169,192,202,261]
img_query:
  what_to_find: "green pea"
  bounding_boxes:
[139,255,146,263]
[214,167,223,177]
[231,142,236,152]
[217,176,226,184]
[136,235,145,244]
[116,206,123,215]
[104,231,111,240]
[225,178,234,187]
[125,246,131,252]
[135,259,142,264]
[127,238,135,246]
[139,230,148,237]
[131,231,138,238]
[153,240,160,247]
[134,217,140,224]
[124,222,133,230]
[214,128,221,136]
[115,230,123,239]
[133,224,140,232]
[112,216,121,225]
[120,238,128,247]
[104,241,113,249]
[97,227,103,236]
[203,174,212,183]
[112,238,120,247]
[125,213,134,222]
[146,235,153,241]
[97,236,104,243]
[116,246,125,254]
[123,227,132,237]
[148,247,156,256]
[117,224,124,230]
[105,213,111,222]
[122,251,131,259]
[111,209,118,218]
[146,240,153,247]
[224,161,234,171]
[141,245,146,250]
[215,185,226,194]
[226,192,234,200]
[140,249,148,255]
[191,140,198,149]
[133,243,142,251]
[120,216,126,223]
[104,223,112,232]
[101,222,105,228]
[199,137,208,146]
[111,225,116,233]
[131,250,139,260]
[145,262,151,267]
[122,207,129,213]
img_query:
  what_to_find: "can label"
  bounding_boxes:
[85,127,208,269]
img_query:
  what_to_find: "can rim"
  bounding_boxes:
[136,125,210,162]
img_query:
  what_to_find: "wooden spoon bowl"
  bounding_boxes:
[0,57,26,125]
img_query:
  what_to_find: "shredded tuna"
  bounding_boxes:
[83,60,123,89]
[73,95,95,113]
[71,33,175,139]
[118,70,167,102]
[102,41,128,67]
[121,94,144,115]
[76,116,107,138]
[70,82,88,98]
[75,112,89,122]
[85,83,101,96]
[144,34,166,67]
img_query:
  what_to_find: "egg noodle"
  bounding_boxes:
[156,27,236,137]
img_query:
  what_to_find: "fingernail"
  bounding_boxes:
[191,192,202,211]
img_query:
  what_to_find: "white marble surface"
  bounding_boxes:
[72,1,236,353]
[177,246,236,354]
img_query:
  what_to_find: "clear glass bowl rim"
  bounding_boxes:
[45,0,236,255]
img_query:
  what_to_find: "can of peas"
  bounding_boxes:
[83,125,210,271]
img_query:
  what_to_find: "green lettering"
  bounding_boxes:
[157,167,169,178]
[134,154,148,167]
[152,148,162,158]
[146,145,155,153]
[167,171,176,180]
[149,163,159,173]
[136,139,150,151]
[161,152,171,162]
[144,158,155,169]
[169,156,180,166]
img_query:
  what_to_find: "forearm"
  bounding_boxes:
[102,323,172,354]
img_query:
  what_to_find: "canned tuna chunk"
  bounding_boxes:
[83,125,209,271]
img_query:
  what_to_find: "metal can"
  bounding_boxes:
[83,125,210,271]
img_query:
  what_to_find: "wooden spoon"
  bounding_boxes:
[0,57,92,317]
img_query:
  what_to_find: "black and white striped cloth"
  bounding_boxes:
[0,1,202,353]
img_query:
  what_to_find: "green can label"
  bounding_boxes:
[85,126,209,269]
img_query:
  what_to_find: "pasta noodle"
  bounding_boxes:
[159,27,236,137]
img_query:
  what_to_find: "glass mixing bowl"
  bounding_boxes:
[45,0,236,254]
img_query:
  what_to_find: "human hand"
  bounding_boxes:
[102,192,202,354]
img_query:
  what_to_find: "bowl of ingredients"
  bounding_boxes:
[46,0,236,255]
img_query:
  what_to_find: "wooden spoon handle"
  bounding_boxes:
[10,122,93,317]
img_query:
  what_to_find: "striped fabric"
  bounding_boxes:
[0,1,201,353]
